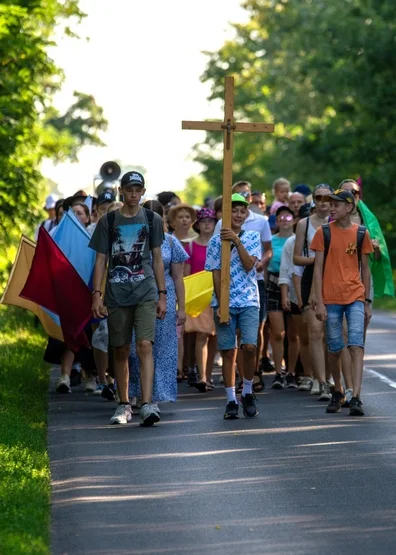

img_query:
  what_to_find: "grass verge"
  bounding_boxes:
[0,305,50,555]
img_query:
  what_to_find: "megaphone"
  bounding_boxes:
[100,161,121,181]
[94,161,121,196]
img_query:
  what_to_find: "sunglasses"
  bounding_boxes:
[278,214,293,222]
[313,195,330,202]
[239,191,250,198]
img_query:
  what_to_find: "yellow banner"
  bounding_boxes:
[183,270,213,317]
[1,236,63,341]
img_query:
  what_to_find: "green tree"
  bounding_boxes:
[0,1,107,286]
[176,175,214,206]
[196,0,396,259]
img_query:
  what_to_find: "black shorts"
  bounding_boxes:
[301,265,314,307]
[258,280,267,323]
[267,273,282,313]
[290,302,302,315]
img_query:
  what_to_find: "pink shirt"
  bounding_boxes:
[270,200,289,215]
[185,241,207,274]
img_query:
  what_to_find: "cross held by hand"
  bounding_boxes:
[182,76,275,322]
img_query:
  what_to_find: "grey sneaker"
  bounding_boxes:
[298,377,313,392]
[110,404,132,425]
[140,403,161,427]
[318,382,332,401]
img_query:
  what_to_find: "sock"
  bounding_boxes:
[225,386,237,404]
[242,378,253,396]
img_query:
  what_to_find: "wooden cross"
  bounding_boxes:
[182,76,274,323]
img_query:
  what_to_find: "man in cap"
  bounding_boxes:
[311,189,373,416]
[34,194,58,240]
[89,171,166,427]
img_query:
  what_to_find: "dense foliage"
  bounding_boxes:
[0,1,107,286]
[195,0,396,259]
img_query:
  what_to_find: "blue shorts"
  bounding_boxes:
[258,280,267,323]
[214,306,259,351]
[325,301,365,353]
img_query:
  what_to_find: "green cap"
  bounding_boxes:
[231,193,249,206]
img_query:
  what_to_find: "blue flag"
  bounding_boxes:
[52,210,96,287]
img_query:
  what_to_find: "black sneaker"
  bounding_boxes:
[101,383,115,401]
[271,373,284,389]
[240,394,258,418]
[326,391,345,413]
[286,373,297,389]
[259,356,275,373]
[187,367,198,386]
[224,401,239,419]
[349,396,364,416]
[70,367,82,387]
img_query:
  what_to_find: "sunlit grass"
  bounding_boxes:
[0,306,50,555]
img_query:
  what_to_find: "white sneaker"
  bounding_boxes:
[214,353,223,367]
[56,374,71,394]
[342,388,353,407]
[298,377,313,392]
[110,404,132,425]
[152,403,161,415]
[310,379,320,395]
[318,382,332,401]
[85,377,97,392]
[140,403,161,427]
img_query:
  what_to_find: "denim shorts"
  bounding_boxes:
[325,301,365,353]
[214,306,259,351]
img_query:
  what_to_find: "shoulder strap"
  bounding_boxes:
[144,207,154,250]
[322,223,331,269]
[230,230,246,253]
[357,225,366,267]
[107,210,116,257]
[303,217,310,256]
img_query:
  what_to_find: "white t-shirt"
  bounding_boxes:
[214,210,272,281]
[205,230,261,308]
[279,236,300,306]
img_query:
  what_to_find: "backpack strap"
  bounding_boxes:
[144,207,154,250]
[303,217,310,257]
[107,210,116,258]
[322,223,331,270]
[357,225,366,268]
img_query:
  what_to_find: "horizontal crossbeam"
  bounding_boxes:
[181,120,274,133]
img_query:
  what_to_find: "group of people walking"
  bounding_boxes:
[40,170,393,425]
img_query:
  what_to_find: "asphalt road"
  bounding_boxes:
[49,312,396,555]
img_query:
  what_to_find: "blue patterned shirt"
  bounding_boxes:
[205,231,261,308]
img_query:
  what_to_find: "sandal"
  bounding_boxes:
[253,372,265,393]
[177,370,184,383]
[194,380,208,393]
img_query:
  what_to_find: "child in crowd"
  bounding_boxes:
[205,193,262,420]
[270,177,291,215]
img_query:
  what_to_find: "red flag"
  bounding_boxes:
[20,226,92,351]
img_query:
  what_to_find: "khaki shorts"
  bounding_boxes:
[107,301,156,347]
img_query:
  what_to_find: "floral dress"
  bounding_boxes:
[128,234,189,402]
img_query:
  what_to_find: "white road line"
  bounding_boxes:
[365,367,396,390]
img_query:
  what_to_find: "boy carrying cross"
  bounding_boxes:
[311,189,373,416]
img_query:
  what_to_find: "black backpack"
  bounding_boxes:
[107,208,155,256]
[322,223,366,271]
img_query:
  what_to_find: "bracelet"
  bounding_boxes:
[92,290,102,297]
[365,298,372,304]
[236,241,242,248]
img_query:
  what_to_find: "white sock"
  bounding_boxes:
[225,386,237,403]
[242,378,253,396]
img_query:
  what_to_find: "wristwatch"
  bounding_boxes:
[365,298,372,304]
[158,290,167,295]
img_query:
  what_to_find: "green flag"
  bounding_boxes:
[358,200,394,298]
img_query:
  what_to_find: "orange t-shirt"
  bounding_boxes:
[310,222,373,305]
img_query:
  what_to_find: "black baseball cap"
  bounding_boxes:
[275,205,294,218]
[97,190,115,205]
[120,171,145,188]
[325,189,355,207]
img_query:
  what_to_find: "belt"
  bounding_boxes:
[269,273,279,285]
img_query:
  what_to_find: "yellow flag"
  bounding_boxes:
[183,271,213,317]
[1,236,64,341]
